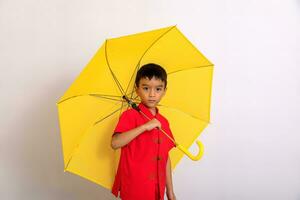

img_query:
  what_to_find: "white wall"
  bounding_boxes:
[1,0,299,199]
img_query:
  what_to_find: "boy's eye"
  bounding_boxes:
[156,88,162,91]
[143,87,148,91]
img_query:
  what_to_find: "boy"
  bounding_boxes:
[111,63,177,200]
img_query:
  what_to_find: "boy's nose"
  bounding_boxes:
[149,89,155,97]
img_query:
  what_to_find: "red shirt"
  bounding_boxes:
[111,103,175,200]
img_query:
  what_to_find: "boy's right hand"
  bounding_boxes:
[143,118,161,131]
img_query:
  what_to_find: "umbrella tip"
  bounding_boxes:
[172,24,177,29]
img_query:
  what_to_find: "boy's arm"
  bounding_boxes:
[166,155,176,200]
[111,118,161,149]
[111,124,146,149]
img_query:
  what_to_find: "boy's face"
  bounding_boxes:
[135,77,166,109]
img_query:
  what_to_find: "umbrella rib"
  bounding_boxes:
[57,94,85,104]
[138,25,176,67]
[176,28,214,65]
[118,95,141,118]
[119,96,141,117]
[157,104,210,124]
[129,90,139,105]
[65,103,127,171]
[124,61,140,97]
[116,90,138,118]
[104,40,126,96]
[89,94,124,103]
[126,26,177,100]
[93,105,126,125]
[167,64,214,75]
[57,94,124,104]
[89,94,122,98]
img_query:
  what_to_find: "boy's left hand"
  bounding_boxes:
[167,191,176,200]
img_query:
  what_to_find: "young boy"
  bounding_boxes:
[111,63,177,200]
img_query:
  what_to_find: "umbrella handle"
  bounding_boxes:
[175,140,204,161]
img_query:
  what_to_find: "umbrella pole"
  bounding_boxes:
[122,95,204,161]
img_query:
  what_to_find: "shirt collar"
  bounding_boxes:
[138,103,159,119]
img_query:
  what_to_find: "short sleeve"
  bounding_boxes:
[113,110,136,136]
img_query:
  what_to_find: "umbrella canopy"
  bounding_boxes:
[56,25,214,189]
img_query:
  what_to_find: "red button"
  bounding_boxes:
[153,138,163,144]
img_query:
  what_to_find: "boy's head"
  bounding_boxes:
[135,63,167,109]
[135,63,167,89]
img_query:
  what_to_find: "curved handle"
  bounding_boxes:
[175,140,204,161]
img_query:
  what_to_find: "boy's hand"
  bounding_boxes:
[143,118,161,131]
[167,191,176,200]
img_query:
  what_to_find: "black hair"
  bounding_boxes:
[135,63,167,88]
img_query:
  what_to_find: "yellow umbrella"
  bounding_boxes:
[56,25,214,190]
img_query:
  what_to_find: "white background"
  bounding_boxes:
[1,0,299,199]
